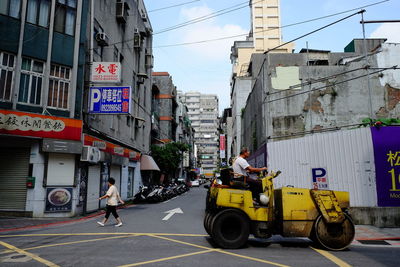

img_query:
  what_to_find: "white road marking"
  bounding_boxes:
[162,208,183,221]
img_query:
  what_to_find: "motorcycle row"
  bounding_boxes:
[133,182,190,203]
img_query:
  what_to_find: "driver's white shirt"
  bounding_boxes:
[232,156,250,176]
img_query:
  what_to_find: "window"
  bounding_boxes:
[18,58,44,105]
[48,64,70,109]
[0,52,15,101]
[26,0,50,27]
[0,0,21,18]
[54,0,76,35]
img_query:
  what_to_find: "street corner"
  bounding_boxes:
[353,225,400,247]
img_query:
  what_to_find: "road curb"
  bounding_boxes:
[0,204,135,233]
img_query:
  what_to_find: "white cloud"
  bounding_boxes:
[370,23,400,43]
[178,5,248,61]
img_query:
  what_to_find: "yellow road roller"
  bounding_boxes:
[204,169,355,250]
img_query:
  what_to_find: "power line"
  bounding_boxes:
[148,0,201,13]
[153,0,265,35]
[152,0,390,48]
[266,67,367,96]
[265,10,365,53]
[267,66,399,103]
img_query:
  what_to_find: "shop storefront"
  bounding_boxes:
[0,109,82,217]
[81,134,141,213]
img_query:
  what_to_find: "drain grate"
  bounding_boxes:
[357,240,390,245]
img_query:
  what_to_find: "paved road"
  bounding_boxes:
[0,186,399,266]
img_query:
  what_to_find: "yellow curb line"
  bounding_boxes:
[0,241,60,267]
[23,234,136,251]
[311,247,352,267]
[0,233,207,238]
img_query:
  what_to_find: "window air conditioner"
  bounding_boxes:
[81,146,101,164]
[141,13,147,21]
[116,0,128,23]
[95,32,109,46]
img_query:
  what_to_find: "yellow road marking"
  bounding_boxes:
[311,247,352,267]
[148,234,216,250]
[0,232,207,238]
[23,234,135,251]
[118,249,214,267]
[149,234,289,267]
[0,241,60,267]
[218,250,290,267]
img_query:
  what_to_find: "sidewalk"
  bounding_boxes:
[0,211,104,233]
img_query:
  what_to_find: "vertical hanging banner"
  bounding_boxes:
[371,126,400,207]
[89,86,131,114]
[219,134,226,159]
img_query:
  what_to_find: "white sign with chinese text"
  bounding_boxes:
[91,62,121,83]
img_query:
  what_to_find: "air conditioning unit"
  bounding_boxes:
[81,146,101,164]
[116,0,128,23]
[141,13,147,22]
[95,32,109,46]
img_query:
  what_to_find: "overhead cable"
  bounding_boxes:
[267,66,398,103]
[152,0,389,48]
[148,0,201,13]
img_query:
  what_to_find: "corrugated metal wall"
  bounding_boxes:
[267,127,377,207]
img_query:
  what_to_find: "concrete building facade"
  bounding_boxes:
[152,72,177,143]
[180,91,219,177]
[0,0,155,217]
[229,0,293,157]
[0,0,87,217]
[242,38,398,149]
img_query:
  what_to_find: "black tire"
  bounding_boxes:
[204,212,213,235]
[211,209,250,249]
[311,213,355,251]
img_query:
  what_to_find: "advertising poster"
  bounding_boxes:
[45,187,73,212]
[371,126,400,207]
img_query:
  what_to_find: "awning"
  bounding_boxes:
[140,155,160,171]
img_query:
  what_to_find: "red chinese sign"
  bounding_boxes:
[91,62,121,83]
[83,134,140,161]
[0,109,82,141]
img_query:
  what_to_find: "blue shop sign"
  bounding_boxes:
[89,86,131,114]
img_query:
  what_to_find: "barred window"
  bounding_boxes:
[18,57,44,105]
[0,51,15,101]
[48,64,70,109]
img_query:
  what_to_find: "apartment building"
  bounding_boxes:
[230,0,294,156]
[0,0,154,217]
[180,91,219,177]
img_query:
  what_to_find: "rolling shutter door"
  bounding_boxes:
[0,148,30,210]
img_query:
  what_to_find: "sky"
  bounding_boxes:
[144,0,400,113]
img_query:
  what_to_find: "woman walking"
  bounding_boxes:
[97,177,125,227]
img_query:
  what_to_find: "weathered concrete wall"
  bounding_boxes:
[242,41,400,151]
[350,207,400,227]
[231,77,252,155]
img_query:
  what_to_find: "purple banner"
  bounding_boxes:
[247,143,267,168]
[371,126,400,207]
